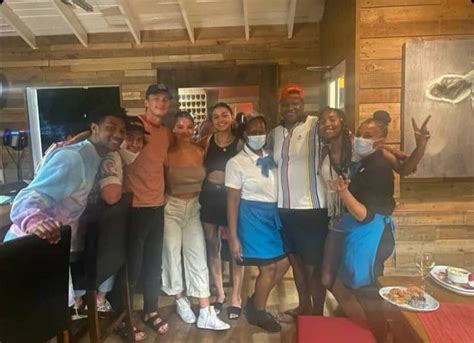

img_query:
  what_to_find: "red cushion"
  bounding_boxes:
[297,316,376,343]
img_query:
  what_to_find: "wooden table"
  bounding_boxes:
[378,275,474,342]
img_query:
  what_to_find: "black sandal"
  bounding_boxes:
[248,310,281,332]
[211,297,226,314]
[143,313,169,335]
[227,306,242,320]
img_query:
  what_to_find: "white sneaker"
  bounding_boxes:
[196,306,231,331]
[176,297,196,324]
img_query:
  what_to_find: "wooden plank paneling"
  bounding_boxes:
[360,0,441,7]
[360,6,442,38]
[70,62,152,72]
[359,59,401,74]
[0,23,321,183]
[360,35,473,60]
[356,0,474,275]
[360,72,401,88]
[360,4,474,38]
[359,88,401,103]
[1,60,49,68]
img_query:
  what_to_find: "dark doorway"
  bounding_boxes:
[157,64,279,127]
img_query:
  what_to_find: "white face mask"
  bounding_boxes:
[119,148,139,165]
[353,137,376,158]
[246,134,266,151]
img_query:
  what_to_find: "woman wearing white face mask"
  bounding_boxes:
[118,117,147,163]
[226,115,289,332]
[326,111,406,338]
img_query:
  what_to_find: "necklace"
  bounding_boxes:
[215,134,234,152]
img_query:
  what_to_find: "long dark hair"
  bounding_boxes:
[208,102,238,136]
[208,102,234,120]
[317,107,352,177]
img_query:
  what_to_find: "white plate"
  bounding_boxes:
[379,287,440,312]
[430,265,474,296]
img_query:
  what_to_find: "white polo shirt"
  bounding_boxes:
[268,115,326,210]
[225,145,277,203]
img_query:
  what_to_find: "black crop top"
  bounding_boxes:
[204,135,239,173]
[348,150,395,223]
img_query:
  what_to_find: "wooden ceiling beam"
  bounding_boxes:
[116,0,141,45]
[177,0,194,43]
[287,0,297,39]
[243,0,249,41]
[51,0,88,47]
[0,3,37,49]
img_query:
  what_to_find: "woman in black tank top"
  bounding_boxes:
[198,102,245,319]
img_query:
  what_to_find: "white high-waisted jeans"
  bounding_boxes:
[162,195,210,298]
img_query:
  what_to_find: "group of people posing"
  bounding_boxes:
[4,83,431,341]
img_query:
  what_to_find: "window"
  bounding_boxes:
[326,60,345,109]
[26,86,121,172]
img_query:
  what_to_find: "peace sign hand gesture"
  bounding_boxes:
[412,115,431,148]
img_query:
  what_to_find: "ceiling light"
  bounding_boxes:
[306,66,332,72]
[61,0,94,12]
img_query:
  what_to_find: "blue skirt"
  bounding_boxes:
[339,213,395,289]
[238,199,285,265]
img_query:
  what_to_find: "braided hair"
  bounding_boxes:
[317,107,353,178]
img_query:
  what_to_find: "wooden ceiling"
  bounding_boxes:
[0,0,325,48]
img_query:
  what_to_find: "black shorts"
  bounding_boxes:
[279,208,329,266]
[199,180,228,226]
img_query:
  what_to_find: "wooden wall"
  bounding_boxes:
[357,0,474,146]
[0,23,321,182]
[320,0,356,128]
[355,0,474,274]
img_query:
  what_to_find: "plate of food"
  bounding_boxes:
[379,286,439,312]
[430,265,474,296]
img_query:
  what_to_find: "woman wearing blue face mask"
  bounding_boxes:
[226,115,289,332]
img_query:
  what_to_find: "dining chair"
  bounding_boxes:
[297,316,377,343]
[0,226,71,343]
[70,193,134,343]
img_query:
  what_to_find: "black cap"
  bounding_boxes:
[145,83,172,99]
[127,117,150,135]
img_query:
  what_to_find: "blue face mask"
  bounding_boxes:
[353,137,376,158]
[246,135,266,150]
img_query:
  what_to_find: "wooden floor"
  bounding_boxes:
[77,266,338,343]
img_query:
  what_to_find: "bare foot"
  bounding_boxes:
[144,312,169,335]
[276,306,311,323]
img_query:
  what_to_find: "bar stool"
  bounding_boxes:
[71,193,134,343]
[0,226,71,343]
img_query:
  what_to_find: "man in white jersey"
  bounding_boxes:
[267,84,328,317]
